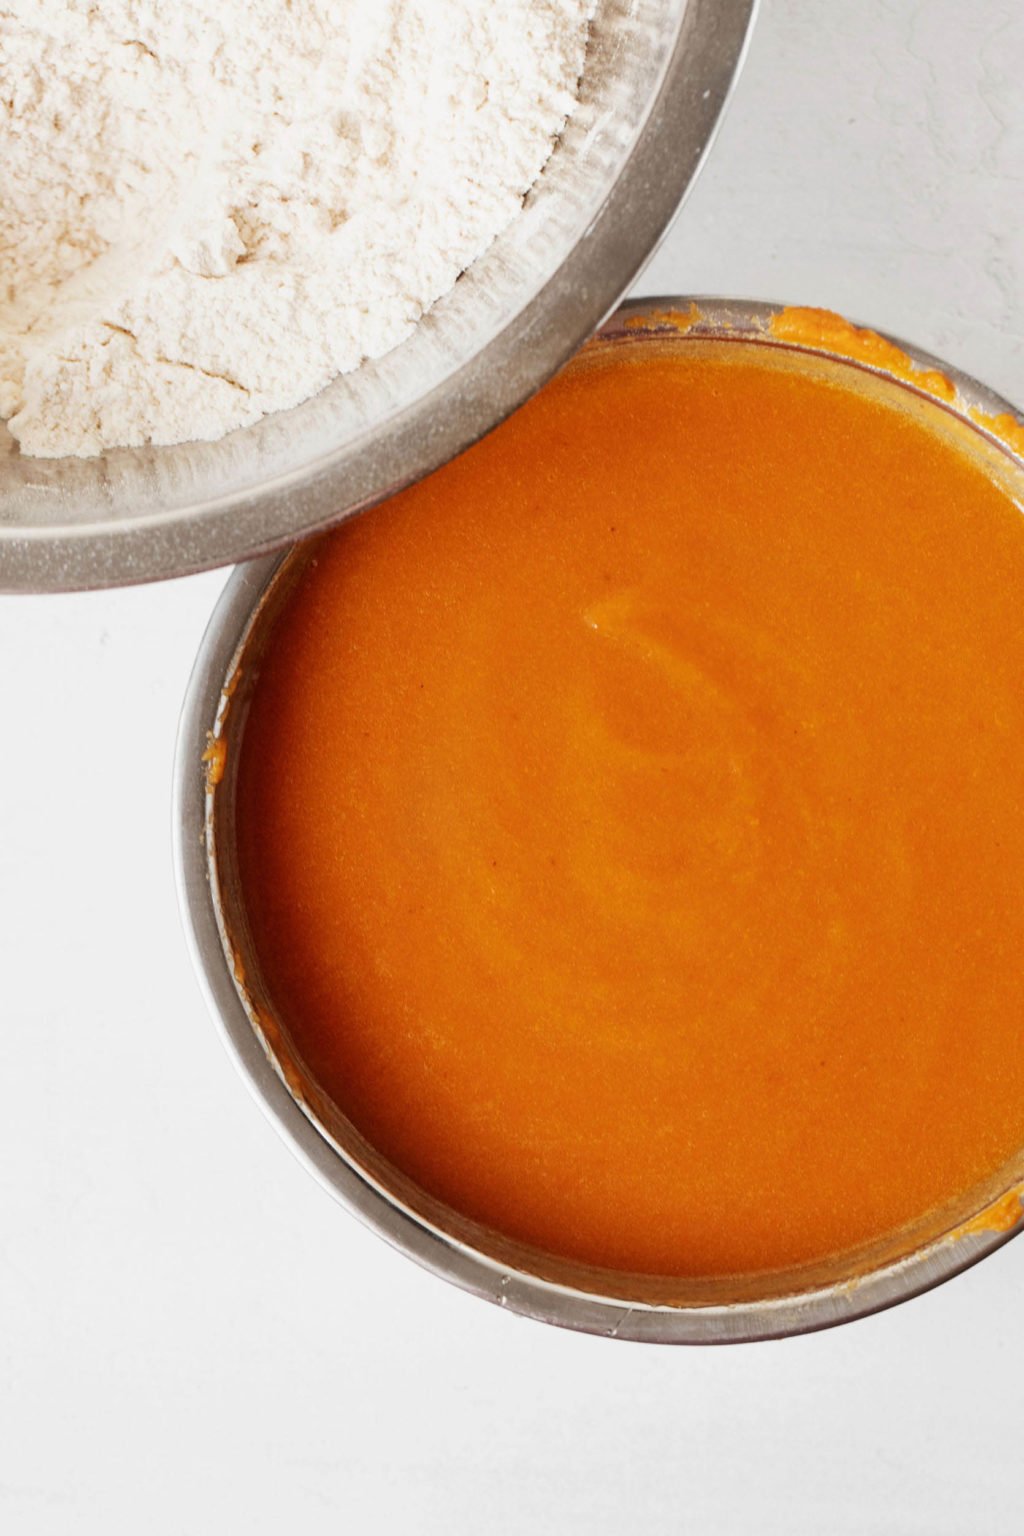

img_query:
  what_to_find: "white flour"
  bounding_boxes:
[0,1,592,457]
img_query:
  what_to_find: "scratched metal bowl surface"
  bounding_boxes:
[0,0,756,592]
[174,297,1024,1342]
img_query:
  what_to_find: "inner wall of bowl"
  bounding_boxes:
[0,0,683,535]
[205,323,1024,1312]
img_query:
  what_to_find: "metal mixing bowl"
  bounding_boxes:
[175,297,1024,1342]
[1,0,756,592]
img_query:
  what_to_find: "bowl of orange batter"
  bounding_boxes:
[175,297,1024,1342]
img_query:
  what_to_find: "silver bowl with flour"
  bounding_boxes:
[0,0,756,591]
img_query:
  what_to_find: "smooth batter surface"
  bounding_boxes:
[235,341,1024,1277]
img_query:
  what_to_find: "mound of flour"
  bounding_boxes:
[0,1,592,458]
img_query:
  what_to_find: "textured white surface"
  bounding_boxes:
[1,0,590,456]
[2,1,1024,1530]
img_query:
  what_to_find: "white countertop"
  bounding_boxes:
[2,2,1023,1530]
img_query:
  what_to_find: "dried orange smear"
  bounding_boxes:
[235,343,1024,1277]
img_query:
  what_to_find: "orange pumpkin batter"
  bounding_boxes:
[234,338,1024,1278]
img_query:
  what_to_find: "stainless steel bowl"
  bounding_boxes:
[174,296,1024,1342]
[1,0,756,593]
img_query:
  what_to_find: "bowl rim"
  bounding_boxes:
[1,0,757,594]
[173,294,1024,1343]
